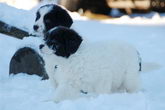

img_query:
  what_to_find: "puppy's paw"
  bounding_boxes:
[53,91,65,103]
[53,84,81,102]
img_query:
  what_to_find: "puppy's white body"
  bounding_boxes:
[42,41,140,102]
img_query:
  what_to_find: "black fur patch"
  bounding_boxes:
[35,11,41,21]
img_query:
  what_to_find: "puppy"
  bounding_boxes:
[40,26,141,102]
[33,4,73,37]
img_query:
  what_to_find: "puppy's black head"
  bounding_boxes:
[34,4,73,34]
[44,26,82,58]
[44,4,73,31]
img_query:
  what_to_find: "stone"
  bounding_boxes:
[9,47,48,80]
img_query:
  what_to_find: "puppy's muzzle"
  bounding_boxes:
[33,25,39,31]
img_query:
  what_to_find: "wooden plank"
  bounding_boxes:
[0,20,29,39]
[107,0,150,10]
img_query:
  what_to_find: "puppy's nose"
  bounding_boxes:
[39,44,44,49]
[33,25,39,31]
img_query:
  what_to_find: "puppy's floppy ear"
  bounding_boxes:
[52,5,73,28]
[64,30,82,57]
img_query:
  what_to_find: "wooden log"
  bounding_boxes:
[0,20,29,39]
[107,0,150,10]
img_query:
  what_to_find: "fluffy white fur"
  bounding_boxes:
[41,41,140,102]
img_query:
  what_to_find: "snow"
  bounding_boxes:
[0,0,58,10]
[0,3,165,110]
[0,0,38,10]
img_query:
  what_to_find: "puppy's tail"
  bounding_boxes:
[137,51,142,71]
[136,51,161,73]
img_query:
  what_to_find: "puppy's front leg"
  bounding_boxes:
[54,83,80,102]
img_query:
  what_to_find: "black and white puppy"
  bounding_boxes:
[33,4,73,37]
[40,26,141,102]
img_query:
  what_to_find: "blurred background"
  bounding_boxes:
[0,0,165,18]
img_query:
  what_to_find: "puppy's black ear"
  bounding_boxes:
[52,5,73,28]
[64,30,82,57]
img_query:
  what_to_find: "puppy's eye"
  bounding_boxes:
[46,42,56,49]
[53,45,59,50]
[49,45,54,49]
[48,43,58,50]
[45,19,51,23]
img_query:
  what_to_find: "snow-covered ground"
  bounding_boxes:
[0,3,165,110]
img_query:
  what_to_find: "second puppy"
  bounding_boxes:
[40,26,141,102]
